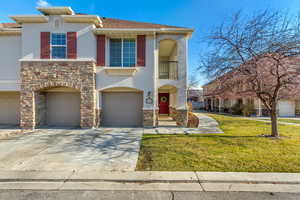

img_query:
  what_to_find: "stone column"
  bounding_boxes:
[143,109,155,127]
[80,89,96,128]
[20,91,35,129]
[35,91,46,126]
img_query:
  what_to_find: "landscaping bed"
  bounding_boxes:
[137,114,300,172]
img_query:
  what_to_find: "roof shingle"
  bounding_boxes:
[101,17,186,29]
[1,18,187,29]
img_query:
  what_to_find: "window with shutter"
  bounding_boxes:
[109,38,136,67]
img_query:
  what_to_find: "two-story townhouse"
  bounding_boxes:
[0,7,193,129]
[203,65,300,117]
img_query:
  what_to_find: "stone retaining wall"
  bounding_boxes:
[169,107,188,127]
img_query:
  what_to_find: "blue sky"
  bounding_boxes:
[1,0,300,87]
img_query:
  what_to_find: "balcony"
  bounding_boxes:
[159,61,178,80]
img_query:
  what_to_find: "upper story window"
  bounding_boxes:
[109,38,136,67]
[51,33,66,59]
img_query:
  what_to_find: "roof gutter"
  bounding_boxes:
[93,28,194,36]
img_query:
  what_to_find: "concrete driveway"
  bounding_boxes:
[0,128,143,171]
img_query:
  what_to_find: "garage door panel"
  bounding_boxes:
[102,92,143,127]
[46,92,80,127]
[278,100,295,117]
[0,92,20,125]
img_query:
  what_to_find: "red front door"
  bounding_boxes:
[159,93,169,114]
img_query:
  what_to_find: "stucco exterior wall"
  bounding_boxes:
[0,35,21,91]
[21,16,96,60]
[96,35,155,110]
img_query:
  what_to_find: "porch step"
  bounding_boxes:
[158,116,177,127]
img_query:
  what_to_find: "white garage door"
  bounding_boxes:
[46,92,80,127]
[102,92,143,127]
[0,92,20,125]
[278,100,295,117]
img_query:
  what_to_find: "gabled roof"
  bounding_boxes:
[1,18,191,30]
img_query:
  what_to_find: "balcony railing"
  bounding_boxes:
[159,61,178,80]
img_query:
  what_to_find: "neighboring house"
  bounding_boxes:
[203,68,300,117]
[187,89,204,110]
[0,7,193,129]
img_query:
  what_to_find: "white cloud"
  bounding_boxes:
[36,0,51,7]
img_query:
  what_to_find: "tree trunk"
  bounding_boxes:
[270,110,279,137]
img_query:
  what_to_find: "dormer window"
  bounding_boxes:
[51,33,66,59]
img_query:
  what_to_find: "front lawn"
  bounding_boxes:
[278,119,300,124]
[136,114,300,172]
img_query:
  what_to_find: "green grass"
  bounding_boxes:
[136,114,300,172]
[278,119,300,124]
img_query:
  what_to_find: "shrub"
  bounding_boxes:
[188,112,199,128]
[231,102,243,115]
[242,103,255,117]
[187,101,193,112]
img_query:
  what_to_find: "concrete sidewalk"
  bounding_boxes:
[0,171,299,193]
[193,112,224,133]
[246,117,300,126]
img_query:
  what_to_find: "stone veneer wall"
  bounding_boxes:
[95,108,101,128]
[35,92,46,126]
[155,109,159,127]
[20,60,96,129]
[170,107,177,120]
[143,110,155,127]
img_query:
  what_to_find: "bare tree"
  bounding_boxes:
[188,72,201,90]
[200,11,300,137]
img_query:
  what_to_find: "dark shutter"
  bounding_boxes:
[67,32,77,59]
[137,35,146,66]
[40,32,50,59]
[96,35,106,66]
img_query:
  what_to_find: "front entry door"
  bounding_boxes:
[159,93,169,114]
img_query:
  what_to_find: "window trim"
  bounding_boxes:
[50,33,67,59]
[109,37,137,67]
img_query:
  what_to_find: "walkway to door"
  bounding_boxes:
[144,113,224,134]
[158,115,177,127]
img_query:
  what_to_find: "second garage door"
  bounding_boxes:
[46,92,80,127]
[102,92,143,127]
[278,100,295,117]
[0,92,20,125]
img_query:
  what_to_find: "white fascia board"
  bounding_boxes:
[9,15,48,23]
[93,28,194,35]
[0,28,21,35]
[37,7,75,15]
